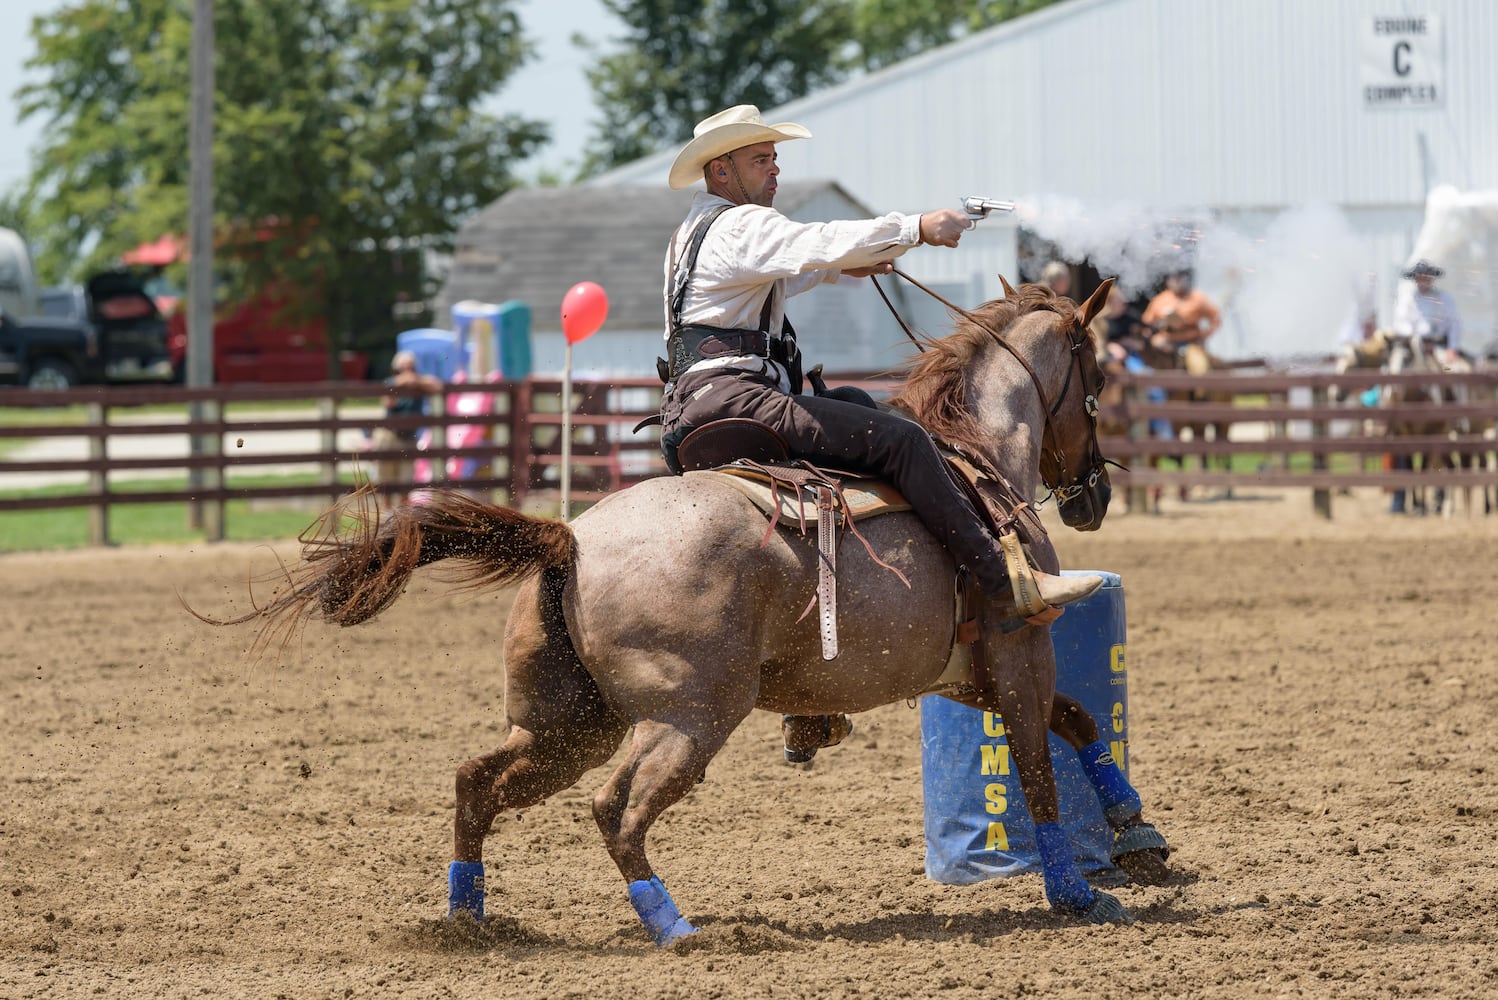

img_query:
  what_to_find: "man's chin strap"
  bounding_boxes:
[727,155,756,206]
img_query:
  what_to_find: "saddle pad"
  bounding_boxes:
[686,468,912,525]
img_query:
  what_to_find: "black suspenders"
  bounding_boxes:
[664,205,801,388]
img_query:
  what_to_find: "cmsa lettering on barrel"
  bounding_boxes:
[980,712,1012,849]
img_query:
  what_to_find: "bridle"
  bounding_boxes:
[874,268,1115,505]
[998,307,1112,507]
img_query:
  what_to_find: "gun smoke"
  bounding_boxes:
[1014,194,1368,359]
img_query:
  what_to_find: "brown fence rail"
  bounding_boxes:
[3,367,1495,544]
[0,377,667,544]
[1099,367,1498,516]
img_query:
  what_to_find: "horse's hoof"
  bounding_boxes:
[781,714,853,766]
[657,916,698,946]
[1112,822,1172,884]
[1082,891,1133,925]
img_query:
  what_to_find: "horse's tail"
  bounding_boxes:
[187,486,575,645]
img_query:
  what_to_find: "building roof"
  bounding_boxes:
[437,181,871,332]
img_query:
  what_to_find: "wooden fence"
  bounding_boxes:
[1100,367,1498,516]
[3,366,1495,545]
[0,377,668,545]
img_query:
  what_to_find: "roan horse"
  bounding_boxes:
[207,280,1170,942]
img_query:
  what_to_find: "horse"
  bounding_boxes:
[1381,333,1471,516]
[204,279,1171,943]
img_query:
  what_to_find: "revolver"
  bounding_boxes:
[961,195,1017,223]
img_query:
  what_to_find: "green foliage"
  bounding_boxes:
[578,0,854,176]
[0,189,32,237]
[17,0,548,355]
[849,0,1060,71]
[579,0,1063,177]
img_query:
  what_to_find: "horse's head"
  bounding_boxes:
[889,277,1115,532]
[1037,278,1113,530]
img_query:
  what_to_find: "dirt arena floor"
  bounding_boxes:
[3,486,1496,999]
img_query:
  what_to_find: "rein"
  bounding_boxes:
[873,268,1115,504]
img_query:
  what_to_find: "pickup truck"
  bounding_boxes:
[0,270,174,389]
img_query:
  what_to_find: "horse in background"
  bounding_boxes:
[1381,333,1477,516]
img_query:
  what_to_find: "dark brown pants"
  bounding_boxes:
[661,368,1010,595]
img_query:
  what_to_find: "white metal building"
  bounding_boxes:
[591,0,1498,359]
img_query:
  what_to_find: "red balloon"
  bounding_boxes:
[561,281,609,344]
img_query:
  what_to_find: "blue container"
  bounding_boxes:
[396,328,466,382]
[452,300,532,379]
[921,570,1128,883]
[494,300,533,379]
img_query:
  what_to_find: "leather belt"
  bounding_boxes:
[669,325,772,381]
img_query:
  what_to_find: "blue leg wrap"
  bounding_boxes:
[628,875,697,946]
[1034,822,1095,914]
[1078,740,1143,826]
[447,861,486,920]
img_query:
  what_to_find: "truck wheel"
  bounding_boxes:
[27,359,78,390]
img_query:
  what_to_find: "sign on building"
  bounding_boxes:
[1361,14,1443,109]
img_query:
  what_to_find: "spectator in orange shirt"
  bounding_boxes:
[1142,269,1221,352]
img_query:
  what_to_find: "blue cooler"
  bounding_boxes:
[921,570,1128,883]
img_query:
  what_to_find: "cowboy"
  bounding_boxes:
[1142,268,1220,352]
[657,105,1103,754]
[1392,259,1464,366]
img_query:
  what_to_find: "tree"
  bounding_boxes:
[579,0,1063,176]
[577,0,853,177]
[849,0,1062,72]
[17,0,547,362]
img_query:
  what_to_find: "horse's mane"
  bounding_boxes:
[888,283,1078,457]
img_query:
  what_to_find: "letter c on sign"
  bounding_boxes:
[1394,40,1412,76]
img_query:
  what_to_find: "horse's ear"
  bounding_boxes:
[998,274,1018,298]
[1076,277,1114,329]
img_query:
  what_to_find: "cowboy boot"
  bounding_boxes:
[781,713,854,765]
[1032,570,1105,609]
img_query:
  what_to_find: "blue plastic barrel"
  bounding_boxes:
[921,570,1129,883]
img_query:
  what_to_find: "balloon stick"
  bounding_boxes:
[561,341,573,521]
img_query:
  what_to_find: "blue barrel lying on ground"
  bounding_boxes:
[921,570,1128,883]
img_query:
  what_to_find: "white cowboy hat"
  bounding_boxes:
[667,105,811,190]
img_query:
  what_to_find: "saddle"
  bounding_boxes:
[673,417,1057,663]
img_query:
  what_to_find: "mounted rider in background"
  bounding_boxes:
[1392,259,1465,366]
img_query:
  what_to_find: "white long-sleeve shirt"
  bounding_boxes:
[1392,285,1463,352]
[662,192,923,388]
